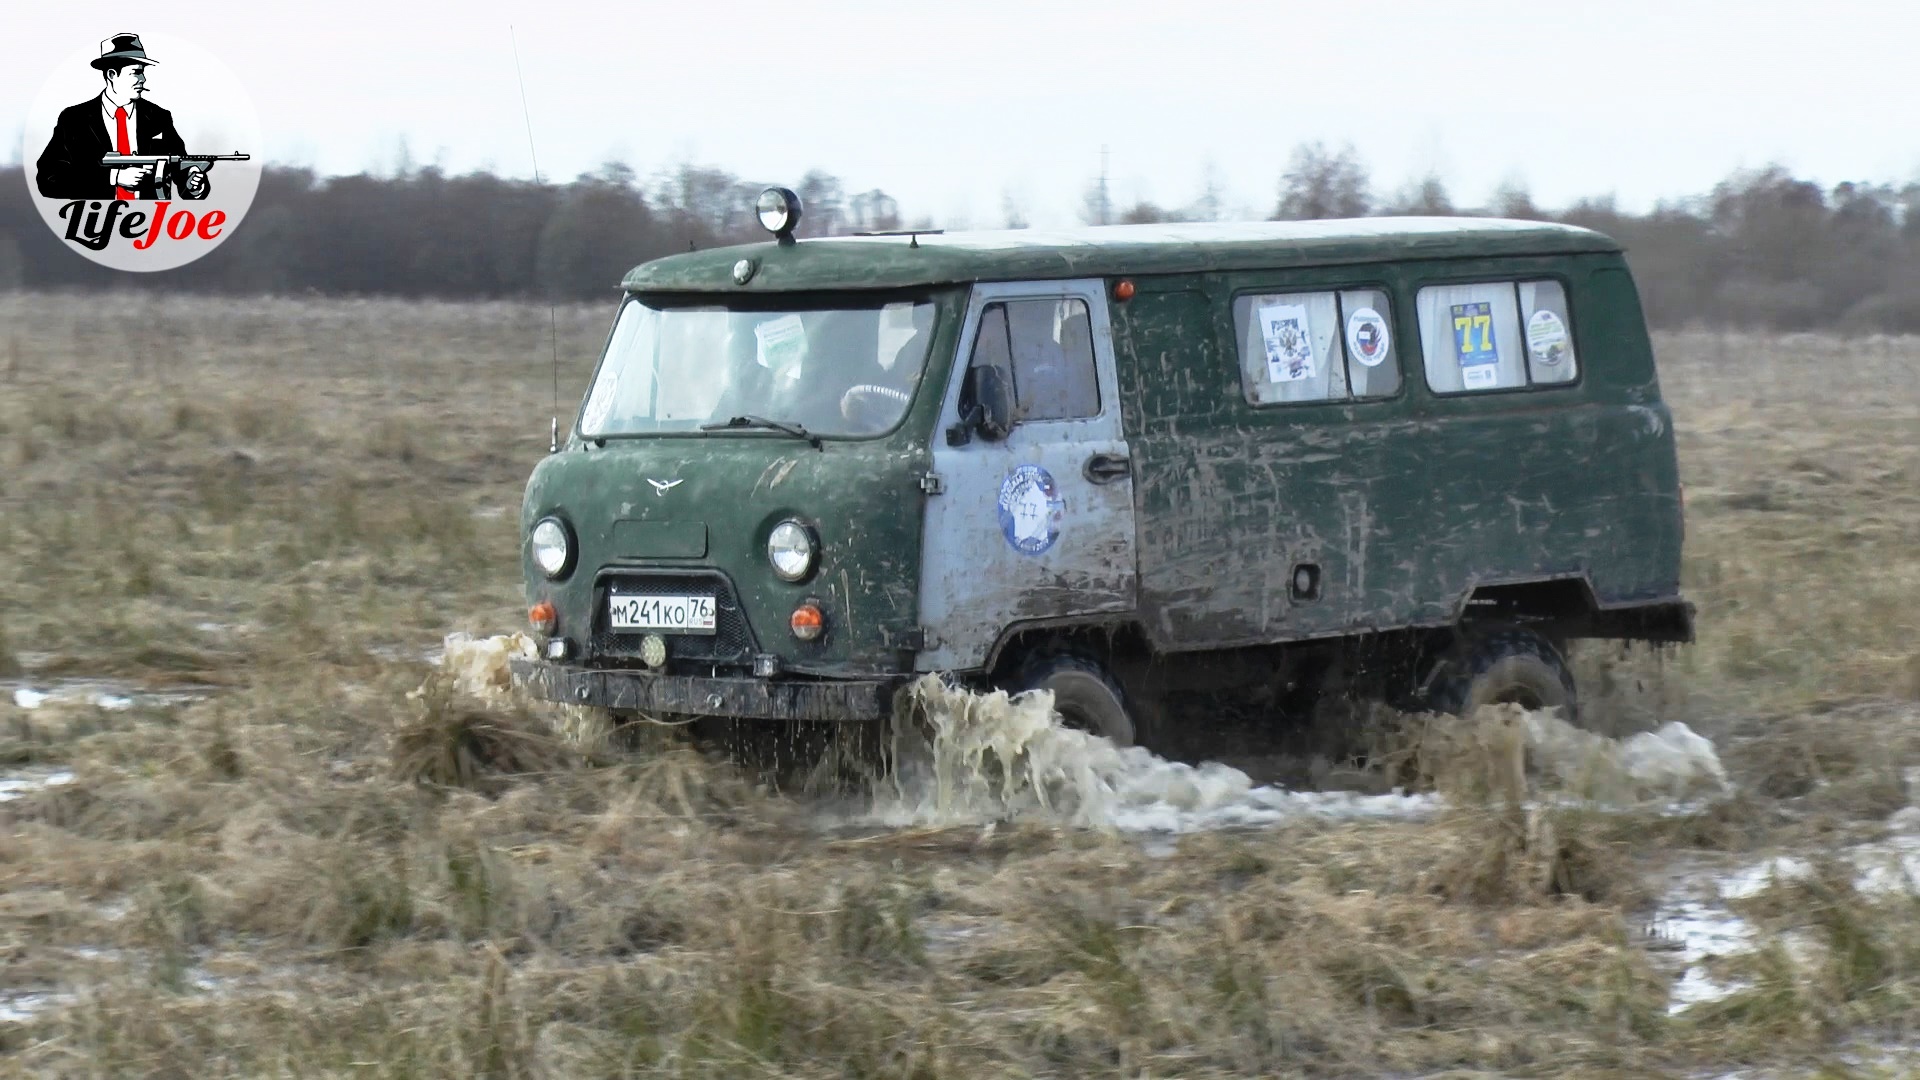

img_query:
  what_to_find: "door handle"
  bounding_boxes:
[1083,452,1131,484]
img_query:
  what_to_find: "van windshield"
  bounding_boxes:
[579,295,937,439]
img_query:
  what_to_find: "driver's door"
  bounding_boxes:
[916,279,1138,671]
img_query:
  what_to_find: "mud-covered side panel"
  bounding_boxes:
[1114,254,1686,652]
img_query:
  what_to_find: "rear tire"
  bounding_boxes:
[1422,625,1579,723]
[1007,652,1136,747]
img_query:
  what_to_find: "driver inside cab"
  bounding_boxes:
[838,301,933,434]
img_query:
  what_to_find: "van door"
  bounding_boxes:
[917,279,1137,671]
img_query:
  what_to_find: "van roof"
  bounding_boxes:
[623,217,1620,294]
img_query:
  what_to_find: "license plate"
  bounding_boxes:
[607,593,716,634]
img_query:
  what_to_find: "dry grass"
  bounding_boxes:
[3,295,1919,1076]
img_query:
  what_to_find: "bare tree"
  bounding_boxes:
[1382,173,1455,216]
[849,189,901,232]
[1119,200,1182,225]
[1272,142,1370,220]
[794,170,847,237]
[1492,181,1542,220]
[1000,186,1030,230]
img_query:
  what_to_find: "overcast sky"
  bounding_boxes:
[7,1,1917,228]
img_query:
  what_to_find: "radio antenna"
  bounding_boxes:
[510,25,561,453]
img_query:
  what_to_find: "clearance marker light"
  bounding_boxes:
[528,601,556,634]
[790,603,825,642]
[1114,279,1136,301]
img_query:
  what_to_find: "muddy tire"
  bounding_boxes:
[1423,626,1579,723]
[1008,652,1136,747]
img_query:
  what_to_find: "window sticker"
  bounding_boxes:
[753,314,808,381]
[996,464,1064,556]
[1345,306,1391,368]
[1526,309,1570,366]
[1450,301,1499,388]
[1257,303,1316,383]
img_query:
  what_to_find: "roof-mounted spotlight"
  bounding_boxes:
[757,187,803,244]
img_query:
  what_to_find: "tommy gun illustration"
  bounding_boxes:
[99,152,250,200]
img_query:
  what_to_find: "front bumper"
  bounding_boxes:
[510,659,905,722]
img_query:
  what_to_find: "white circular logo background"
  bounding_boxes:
[23,33,262,272]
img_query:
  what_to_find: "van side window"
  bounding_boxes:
[1417,280,1577,393]
[1232,290,1400,405]
[977,298,1101,421]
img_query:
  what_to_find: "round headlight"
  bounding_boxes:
[767,520,816,582]
[756,187,802,237]
[530,517,572,579]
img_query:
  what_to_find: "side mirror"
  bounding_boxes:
[968,364,1013,442]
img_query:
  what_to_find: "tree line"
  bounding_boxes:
[5,144,1920,331]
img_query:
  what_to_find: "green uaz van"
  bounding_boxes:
[512,189,1690,745]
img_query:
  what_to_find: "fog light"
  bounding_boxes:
[753,653,780,677]
[789,603,824,642]
[529,601,556,634]
[639,633,668,668]
[545,638,569,660]
[756,186,802,240]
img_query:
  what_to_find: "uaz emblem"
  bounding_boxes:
[647,478,684,496]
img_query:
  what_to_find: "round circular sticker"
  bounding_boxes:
[1345,307,1391,367]
[1526,310,1570,366]
[997,465,1064,556]
[23,32,262,273]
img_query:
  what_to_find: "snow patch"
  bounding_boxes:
[0,770,75,803]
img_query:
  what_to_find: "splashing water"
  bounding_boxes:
[435,632,535,705]
[855,675,1440,833]
[429,633,1731,834]
[1522,709,1730,801]
[852,679,1734,833]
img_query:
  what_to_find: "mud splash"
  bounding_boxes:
[1523,709,1730,801]
[854,676,1439,832]
[448,632,1729,834]
[854,678,1733,834]
[435,632,535,704]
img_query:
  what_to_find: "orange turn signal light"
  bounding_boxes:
[529,601,557,634]
[1114,279,1136,301]
[789,603,824,642]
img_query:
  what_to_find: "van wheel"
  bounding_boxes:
[1008,653,1136,747]
[1422,626,1579,724]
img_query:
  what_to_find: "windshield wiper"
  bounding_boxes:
[699,414,823,449]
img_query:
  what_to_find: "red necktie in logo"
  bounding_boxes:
[114,107,133,201]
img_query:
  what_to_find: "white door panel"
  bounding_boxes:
[916,280,1138,671]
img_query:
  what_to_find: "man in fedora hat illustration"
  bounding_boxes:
[35,33,208,201]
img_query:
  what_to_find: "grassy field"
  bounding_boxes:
[2,293,1918,1078]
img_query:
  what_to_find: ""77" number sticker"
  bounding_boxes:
[1450,301,1498,368]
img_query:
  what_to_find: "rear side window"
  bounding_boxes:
[972,298,1101,421]
[1416,280,1579,393]
[1232,289,1401,405]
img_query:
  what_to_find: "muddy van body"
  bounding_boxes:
[514,207,1691,743]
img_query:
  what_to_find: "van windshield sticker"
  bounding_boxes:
[1258,303,1316,383]
[997,464,1064,556]
[754,314,808,381]
[1346,307,1390,367]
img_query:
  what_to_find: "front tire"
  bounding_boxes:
[1007,653,1136,747]
[1422,625,1578,723]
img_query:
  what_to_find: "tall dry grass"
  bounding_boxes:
[2,294,1918,1075]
